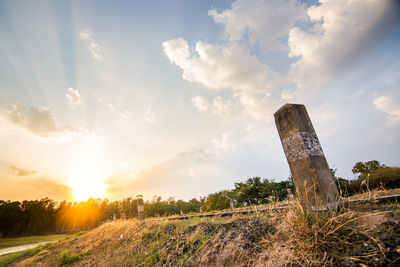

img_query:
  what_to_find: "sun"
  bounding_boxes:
[69,167,106,202]
[71,179,105,202]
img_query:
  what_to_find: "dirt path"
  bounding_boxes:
[0,241,57,256]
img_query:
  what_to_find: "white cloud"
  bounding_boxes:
[238,92,282,119]
[163,39,277,93]
[0,102,75,137]
[79,29,103,61]
[288,0,398,89]
[144,108,155,123]
[107,103,115,112]
[211,96,240,119]
[209,0,306,47]
[66,87,81,109]
[119,110,131,121]
[192,95,243,119]
[192,95,210,111]
[212,96,232,116]
[162,37,190,67]
[211,133,236,157]
[280,90,295,102]
[373,95,400,126]
[163,0,399,121]
[163,38,282,119]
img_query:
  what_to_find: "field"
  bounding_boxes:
[0,234,75,266]
[0,234,70,249]
[5,195,400,267]
[0,251,27,266]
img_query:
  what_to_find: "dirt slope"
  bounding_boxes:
[11,204,400,267]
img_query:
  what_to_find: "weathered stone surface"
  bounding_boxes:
[274,103,339,209]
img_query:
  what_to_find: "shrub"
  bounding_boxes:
[368,167,400,189]
[349,167,400,194]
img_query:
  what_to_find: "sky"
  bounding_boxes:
[0,0,399,202]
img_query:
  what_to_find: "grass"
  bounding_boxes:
[29,245,43,256]
[344,187,400,200]
[0,251,28,266]
[262,200,397,266]
[287,205,363,264]
[71,231,86,237]
[7,192,400,266]
[14,216,267,266]
[59,251,90,266]
[0,234,70,249]
[0,234,74,266]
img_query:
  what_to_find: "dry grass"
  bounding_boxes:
[261,200,400,266]
[286,204,379,264]
[10,195,400,266]
[344,187,400,201]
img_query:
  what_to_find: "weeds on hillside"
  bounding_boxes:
[59,251,90,266]
[72,231,86,237]
[29,245,43,256]
[11,198,400,266]
[277,201,387,265]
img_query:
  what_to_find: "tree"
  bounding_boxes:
[201,190,231,211]
[234,177,264,205]
[352,160,381,178]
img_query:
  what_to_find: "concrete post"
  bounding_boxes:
[113,213,116,221]
[200,207,203,214]
[287,188,294,200]
[120,209,125,220]
[230,199,234,210]
[274,103,339,209]
[137,196,145,221]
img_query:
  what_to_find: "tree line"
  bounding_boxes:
[1,160,399,237]
[0,177,295,237]
[333,160,400,196]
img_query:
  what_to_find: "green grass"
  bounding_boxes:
[29,245,44,256]
[0,234,70,249]
[59,251,90,266]
[0,250,28,266]
[72,231,86,237]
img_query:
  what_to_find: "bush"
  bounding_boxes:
[349,167,400,194]
[368,167,400,189]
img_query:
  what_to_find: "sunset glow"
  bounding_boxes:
[69,169,106,201]
[71,179,106,202]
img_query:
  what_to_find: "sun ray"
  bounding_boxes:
[68,165,106,202]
